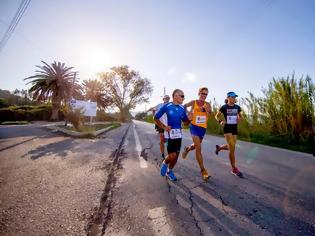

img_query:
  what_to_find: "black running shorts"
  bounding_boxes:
[167,138,182,154]
[223,124,238,135]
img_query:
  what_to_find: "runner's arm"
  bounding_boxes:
[184,100,194,120]
[182,109,191,126]
[205,102,212,115]
[237,108,242,123]
[154,118,171,132]
[147,106,157,116]
[184,100,194,109]
[183,120,190,126]
[215,110,225,126]
[154,105,171,131]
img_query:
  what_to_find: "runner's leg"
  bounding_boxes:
[224,133,236,169]
[159,133,165,158]
[192,135,204,170]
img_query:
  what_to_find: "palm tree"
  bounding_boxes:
[20,89,28,105]
[25,61,82,120]
[82,79,112,110]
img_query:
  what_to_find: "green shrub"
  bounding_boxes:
[0,98,9,108]
[144,114,154,123]
[0,105,53,122]
[96,110,117,121]
[63,107,85,131]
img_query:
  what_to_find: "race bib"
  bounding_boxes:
[227,115,237,124]
[195,115,206,124]
[169,129,182,139]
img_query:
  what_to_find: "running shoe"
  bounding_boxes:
[231,167,243,178]
[166,170,177,181]
[161,153,165,159]
[160,162,168,176]
[201,168,210,181]
[215,145,220,155]
[181,146,190,159]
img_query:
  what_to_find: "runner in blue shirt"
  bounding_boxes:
[154,89,190,181]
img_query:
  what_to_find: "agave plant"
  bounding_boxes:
[25,61,82,120]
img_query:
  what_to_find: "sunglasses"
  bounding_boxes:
[200,93,208,96]
[177,94,185,98]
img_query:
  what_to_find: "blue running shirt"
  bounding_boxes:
[154,102,188,129]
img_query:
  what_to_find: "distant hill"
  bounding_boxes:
[0,89,33,106]
[0,89,14,99]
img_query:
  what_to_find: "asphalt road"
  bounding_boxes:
[1,120,314,236]
[106,120,315,236]
[0,122,129,236]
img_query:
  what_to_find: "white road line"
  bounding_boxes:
[124,135,129,146]
[133,124,148,168]
[148,207,174,236]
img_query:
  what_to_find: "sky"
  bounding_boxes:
[0,0,314,112]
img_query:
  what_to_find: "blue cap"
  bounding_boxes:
[227,91,238,97]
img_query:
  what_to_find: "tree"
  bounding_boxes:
[82,79,112,109]
[99,65,153,121]
[20,89,28,105]
[134,111,147,120]
[25,61,82,120]
[0,98,9,108]
[13,89,21,104]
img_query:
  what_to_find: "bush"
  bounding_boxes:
[0,98,9,108]
[135,112,147,120]
[144,114,154,123]
[207,115,223,136]
[63,106,85,131]
[0,105,54,122]
[96,110,117,122]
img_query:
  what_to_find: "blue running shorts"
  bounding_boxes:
[190,124,206,140]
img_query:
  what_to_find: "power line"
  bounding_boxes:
[0,0,29,51]
[0,0,31,52]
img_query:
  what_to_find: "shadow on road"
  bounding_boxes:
[0,137,38,152]
[23,138,76,160]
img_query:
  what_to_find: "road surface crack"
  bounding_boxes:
[86,124,130,236]
[188,184,203,236]
[140,144,153,161]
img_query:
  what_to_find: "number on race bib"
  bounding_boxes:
[169,129,182,139]
[227,116,237,124]
[195,115,206,124]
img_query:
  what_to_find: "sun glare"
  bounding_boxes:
[80,45,116,75]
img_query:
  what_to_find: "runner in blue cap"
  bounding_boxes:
[215,91,243,177]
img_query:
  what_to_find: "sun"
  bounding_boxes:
[86,49,113,73]
[79,45,116,75]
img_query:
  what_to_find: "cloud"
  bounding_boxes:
[183,72,197,82]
